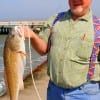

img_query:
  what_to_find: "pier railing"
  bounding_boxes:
[0,21,46,34]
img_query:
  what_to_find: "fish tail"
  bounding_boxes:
[10,87,19,100]
[4,70,19,100]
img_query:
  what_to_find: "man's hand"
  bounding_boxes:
[22,25,36,39]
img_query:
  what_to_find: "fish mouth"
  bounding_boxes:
[14,26,23,37]
[10,26,24,38]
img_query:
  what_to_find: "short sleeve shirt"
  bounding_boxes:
[39,10,100,88]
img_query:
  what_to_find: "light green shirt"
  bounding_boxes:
[39,10,100,88]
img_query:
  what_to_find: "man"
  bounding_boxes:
[24,0,100,100]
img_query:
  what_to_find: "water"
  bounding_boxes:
[0,35,47,80]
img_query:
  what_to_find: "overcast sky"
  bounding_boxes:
[0,0,99,21]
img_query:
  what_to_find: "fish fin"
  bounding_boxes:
[19,80,24,90]
[17,51,28,58]
[4,71,9,95]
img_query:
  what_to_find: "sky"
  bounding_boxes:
[0,0,100,21]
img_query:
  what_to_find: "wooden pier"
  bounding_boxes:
[0,20,46,34]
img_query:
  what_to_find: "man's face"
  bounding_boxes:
[69,0,92,16]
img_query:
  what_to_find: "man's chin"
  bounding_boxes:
[71,8,84,16]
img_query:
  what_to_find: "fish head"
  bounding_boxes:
[5,26,25,52]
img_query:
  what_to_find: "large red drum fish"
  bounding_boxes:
[3,26,26,100]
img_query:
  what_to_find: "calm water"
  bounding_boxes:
[0,35,47,80]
